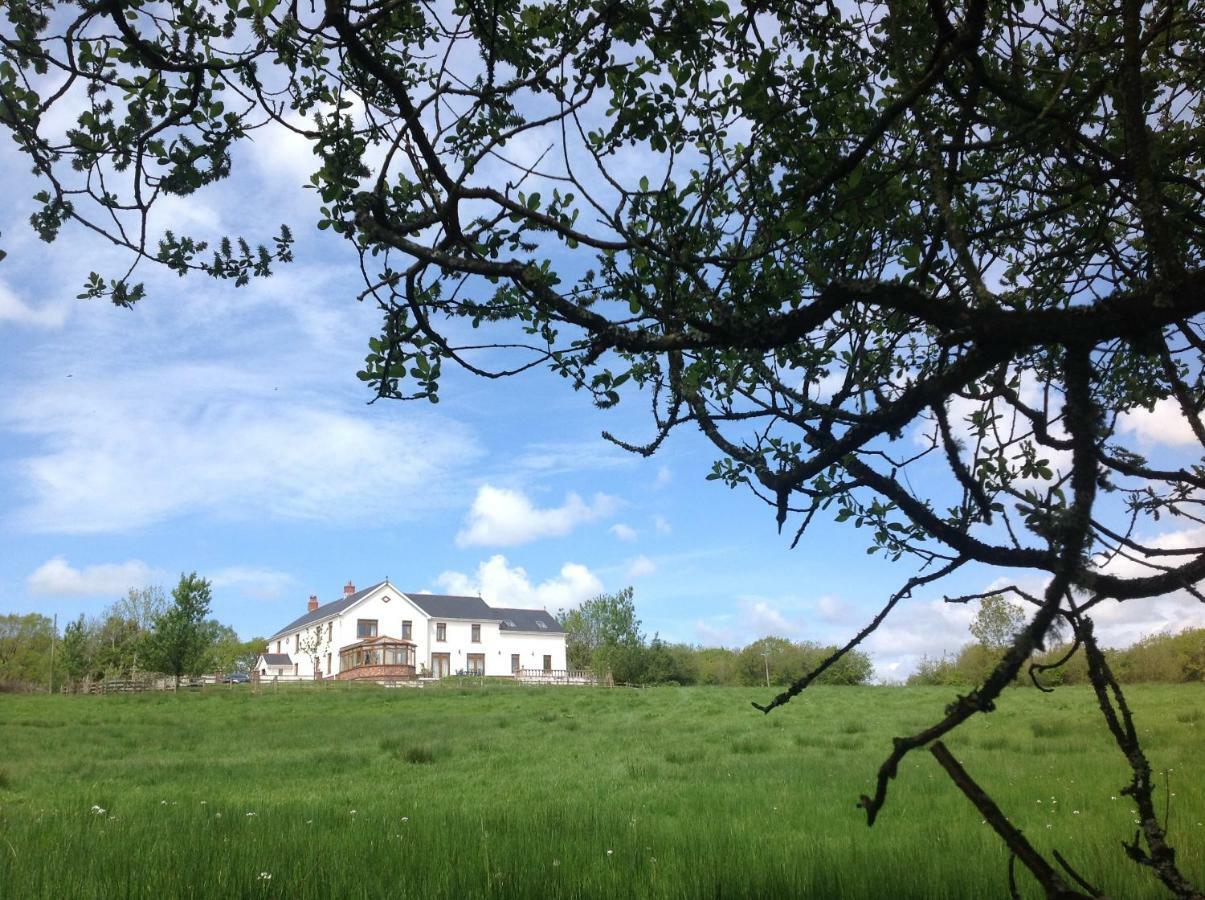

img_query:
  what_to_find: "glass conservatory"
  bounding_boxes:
[336,636,417,680]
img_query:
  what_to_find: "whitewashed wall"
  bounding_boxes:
[266,583,567,679]
[497,631,568,673]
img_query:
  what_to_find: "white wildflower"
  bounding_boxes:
[246,812,257,817]
[90,805,106,816]
[257,872,272,881]
[606,849,613,856]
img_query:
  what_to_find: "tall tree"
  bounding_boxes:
[59,614,92,689]
[558,587,643,675]
[112,586,167,633]
[0,614,55,689]
[969,595,1027,652]
[3,1,1203,893]
[145,573,214,687]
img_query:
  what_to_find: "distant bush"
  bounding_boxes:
[906,653,966,686]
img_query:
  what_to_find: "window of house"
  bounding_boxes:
[357,619,378,639]
[511,654,520,674]
[436,623,446,642]
[471,624,481,642]
[326,652,331,675]
[536,621,548,630]
[543,655,552,673]
[467,653,485,675]
[294,634,299,652]
[275,640,281,654]
[327,622,333,641]
[402,620,412,640]
[294,663,299,676]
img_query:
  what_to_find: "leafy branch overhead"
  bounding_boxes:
[2,0,1203,896]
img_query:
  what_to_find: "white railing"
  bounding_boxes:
[516,668,600,685]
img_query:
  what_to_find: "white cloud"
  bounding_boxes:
[456,484,619,547]
[654,465,672,488]
[0,279,68,329]
[653,515,672,535]
[862,598,976,676]
[434,554,603,611]
[742,598,806,639]
[1117,398,1201,447]
[624,555,656,580]
[695,618,735,647]
[4,364,481,533]
[210,567,296,601]
[27,556,161,598]
[610,523,638,542]
[815,595,847,623]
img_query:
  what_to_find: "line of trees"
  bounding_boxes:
[558,589,874,687]
[2,573,266,692]
[910,628,1205,688]
[908,596,1205,687]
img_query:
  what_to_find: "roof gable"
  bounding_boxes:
[269,580,387,639]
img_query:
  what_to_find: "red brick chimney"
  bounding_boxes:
[307,594,319,612]
[343,581,356,597]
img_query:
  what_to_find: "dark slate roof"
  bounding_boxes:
[495,607,564,634]
[260,653,293,665]
[268,580,387,639]
[404,593,496,620]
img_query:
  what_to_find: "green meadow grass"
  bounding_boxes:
[0,684,1201,899]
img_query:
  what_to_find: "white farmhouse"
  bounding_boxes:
[253,580,567,681]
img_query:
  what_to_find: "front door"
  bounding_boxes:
[431,653,451,678]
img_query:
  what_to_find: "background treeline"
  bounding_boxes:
[908,628,1205,687]
[0,574,265,692]
[557,588,873,686]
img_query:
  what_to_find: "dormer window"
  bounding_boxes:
[536,621,548,630]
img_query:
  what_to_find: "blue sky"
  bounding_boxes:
[2,102,1202,681]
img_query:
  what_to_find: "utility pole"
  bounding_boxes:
[48,613,57,694]
[761,648,770,688]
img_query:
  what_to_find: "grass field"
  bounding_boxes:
[0,683,1201,899]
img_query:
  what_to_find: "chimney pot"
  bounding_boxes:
[344,581,355,596]
[307,594,319,613]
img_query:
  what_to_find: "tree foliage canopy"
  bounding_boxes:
[144,572,214,684]
[969,593,1026,651]
[4,0,1204,894]
[559,586,643,674]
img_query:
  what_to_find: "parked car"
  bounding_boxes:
[222,672,250,684]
